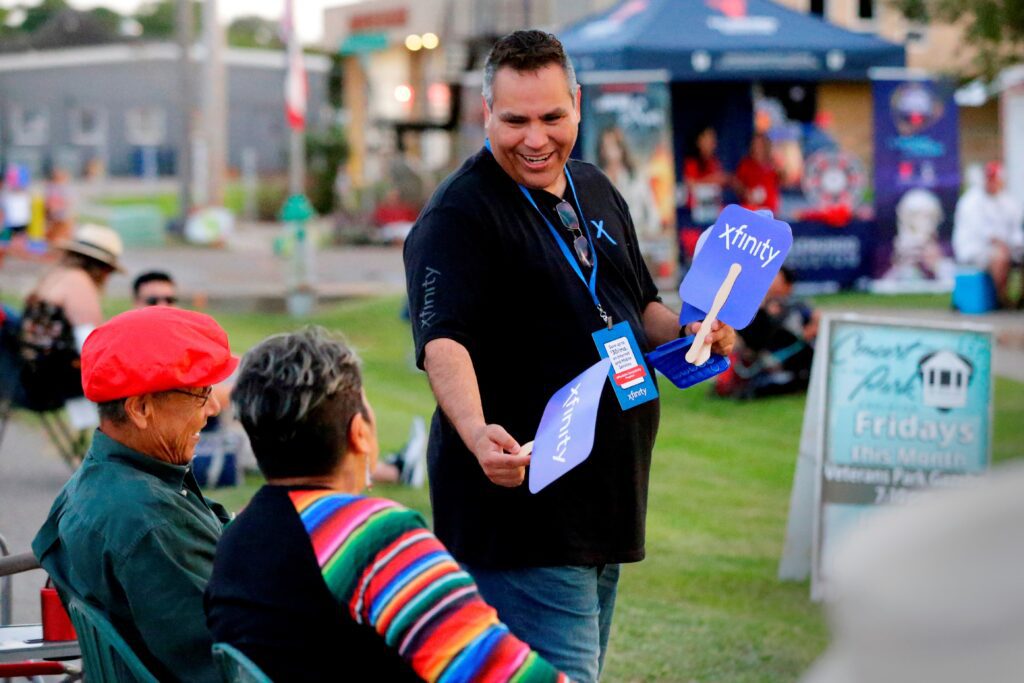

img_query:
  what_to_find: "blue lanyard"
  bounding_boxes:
[483,141,610,327]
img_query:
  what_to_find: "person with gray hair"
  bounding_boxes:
[404,29,735,682]
[205,327,568,682]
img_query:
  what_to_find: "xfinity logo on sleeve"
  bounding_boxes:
[419,266,441,327]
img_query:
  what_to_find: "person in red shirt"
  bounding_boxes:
[683,127,728,224]
[735,133,781,214]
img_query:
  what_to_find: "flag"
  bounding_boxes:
[282,0,307,130]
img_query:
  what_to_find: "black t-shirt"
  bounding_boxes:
[204,485,420,683]
[403,148,662,569]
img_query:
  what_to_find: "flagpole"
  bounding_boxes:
[282,0,314,316]
[289,126,305,197]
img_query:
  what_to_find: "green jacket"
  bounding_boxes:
[33,430,229,683]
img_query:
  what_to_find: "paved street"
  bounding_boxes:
[0,218,408,308]
[0,418,74,624]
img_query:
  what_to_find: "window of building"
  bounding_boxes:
[857,0,875,21]
[70,106,107,146]
[9,105,49,146]
[810,0,826,17]
[125,106,167,146]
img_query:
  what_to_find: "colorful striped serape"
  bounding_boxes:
[290,489,570,683]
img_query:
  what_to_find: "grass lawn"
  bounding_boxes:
[97,185,248,218]
[198,296,1023,683]
[810,291,950,310]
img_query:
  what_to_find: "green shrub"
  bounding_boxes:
[255,180,290,221]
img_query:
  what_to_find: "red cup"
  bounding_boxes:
[40,586,77,641]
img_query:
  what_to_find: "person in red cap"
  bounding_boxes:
[32,306,237,683]
[953,161,1024,308]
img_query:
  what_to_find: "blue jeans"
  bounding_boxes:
[465,563,621,683]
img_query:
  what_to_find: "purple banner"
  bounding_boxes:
[528,358,611,494]
[872,77,959,287]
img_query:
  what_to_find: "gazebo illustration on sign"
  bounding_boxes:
[918,350,973,410]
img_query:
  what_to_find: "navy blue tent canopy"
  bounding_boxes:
[559,0,904,81]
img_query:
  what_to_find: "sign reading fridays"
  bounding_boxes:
[679,205,793,329]
[777,314,993,599]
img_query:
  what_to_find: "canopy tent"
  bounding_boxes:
[558,0,904,82]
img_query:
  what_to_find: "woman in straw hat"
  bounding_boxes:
[18,224,124,412]
[29,223,124,329]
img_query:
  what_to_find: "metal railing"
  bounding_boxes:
[0,534,41,626]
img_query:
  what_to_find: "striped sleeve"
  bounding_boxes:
[289,490,570,683]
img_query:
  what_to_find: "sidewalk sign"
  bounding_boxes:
[779,313,993,599]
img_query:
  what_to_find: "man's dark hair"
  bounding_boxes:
[482,30,578,108]
[779,266,797,285]
[132,271,175,298]
[97,399,128,425]
[232,326,367,479]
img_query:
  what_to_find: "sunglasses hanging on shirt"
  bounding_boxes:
[554,200,592,268]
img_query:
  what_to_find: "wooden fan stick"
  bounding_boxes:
[685,263,743,366]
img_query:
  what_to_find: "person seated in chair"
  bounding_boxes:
[205,327,568,682]
[952,161,1024,309]
[718,267,818,399]
[33,307,238,683]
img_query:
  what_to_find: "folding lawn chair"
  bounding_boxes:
[212,643,272,683]
[0,395,90,472]
[64,596,157,683]
[0,320,89,471]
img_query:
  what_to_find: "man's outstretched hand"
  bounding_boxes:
[471,424,531,487]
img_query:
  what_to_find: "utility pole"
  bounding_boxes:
[201,0,227,206]
[175,0,194,226]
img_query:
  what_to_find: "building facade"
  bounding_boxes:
[321,0,619,189]
[323,0,1003,191]
[0,43,330,179]
[774,0,1003,171]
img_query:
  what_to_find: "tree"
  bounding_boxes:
[0,8,13,36]
[134,0,200,39]
[306,126,350,215]
[890,0,1024,78]
[88,6,124,35]
[18,0,70,33]
[227,15,282,49]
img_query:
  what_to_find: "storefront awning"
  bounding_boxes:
[559,0,905,82]
[339,32,389,56]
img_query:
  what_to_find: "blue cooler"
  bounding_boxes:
[191,430,240,488]
[952,269,997,314]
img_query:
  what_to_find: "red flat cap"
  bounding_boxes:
[81,307,239,402]
[985,161,1003,181]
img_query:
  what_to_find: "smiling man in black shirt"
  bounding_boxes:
[404,30,735,683]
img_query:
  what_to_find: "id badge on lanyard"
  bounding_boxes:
[593,322,658,410]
